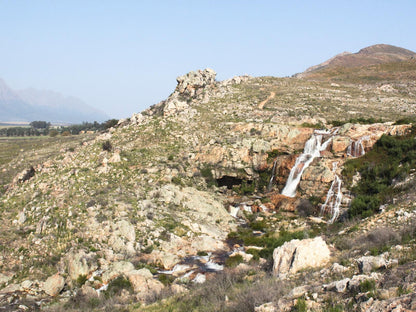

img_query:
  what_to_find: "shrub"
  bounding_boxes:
[225,254,244,268]
[49,129,59,137]
[200,165,217,187]
[296,199,316,217]
[293,297,307,312]
[158,274,175,286]
[76,274,88,287]
[102,140,112,152]
[104,276,133,298]
[103,119,119,129]
[359,279,376,293]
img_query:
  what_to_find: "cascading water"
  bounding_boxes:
[267,159,278,192]
[281,130,334,197]
[347,135,369,157]
[320,162,343,223]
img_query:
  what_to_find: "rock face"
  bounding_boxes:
[272,237,331,276]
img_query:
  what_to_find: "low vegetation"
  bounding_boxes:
[343,127,416,218]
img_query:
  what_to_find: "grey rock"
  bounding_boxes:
[273,237,331,276]
[357,254,388,273]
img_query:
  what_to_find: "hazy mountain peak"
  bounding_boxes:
[0,79,109,123]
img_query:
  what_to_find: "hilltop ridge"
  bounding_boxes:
[297,44,416,82]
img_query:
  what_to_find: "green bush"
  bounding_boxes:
[76,274,88,287]
[200,165,217,187]
[49,129,59,137]
[104,276,133,298]
[158,274,175,286]
[343,132,416,218]
[225,254,244,268]
[293,297,307,312]
[359,279,376,293]
[102,140,112,152]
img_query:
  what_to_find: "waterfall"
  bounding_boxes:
[267,159,278,192]
[321,162,342,223]
[281,130,334,197]
[347,135,369,157]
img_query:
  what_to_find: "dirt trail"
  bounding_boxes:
[258,91,275,109]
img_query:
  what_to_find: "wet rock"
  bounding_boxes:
[272,237,331,276]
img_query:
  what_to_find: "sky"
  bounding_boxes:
[1,0,416,119]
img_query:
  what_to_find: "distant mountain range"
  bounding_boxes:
[0,79,108,123]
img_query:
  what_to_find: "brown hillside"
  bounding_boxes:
[298,44,416,82]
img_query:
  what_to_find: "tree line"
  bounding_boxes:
[0,119,118,137]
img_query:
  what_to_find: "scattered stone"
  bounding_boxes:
[255,302,277,312]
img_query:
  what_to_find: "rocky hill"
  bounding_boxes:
[1,47,416,311]
[297,44,416,83]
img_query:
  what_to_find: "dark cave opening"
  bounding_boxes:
[216,176,243,189]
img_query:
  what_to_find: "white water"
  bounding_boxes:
[229,206,240,218]
[267,159,278,192]
[347,135,369,157]
[321,162,343,223]
[281,130,333,197]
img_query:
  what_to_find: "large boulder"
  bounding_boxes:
[126,269,164,299]
[356,254,391,273]
[66,249,98,281]
[43,274,65,296]
[102,261,135,283]
[272,236,331,276]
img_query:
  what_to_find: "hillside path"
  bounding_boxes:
[258,91,275,109]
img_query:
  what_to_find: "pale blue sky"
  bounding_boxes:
[1,1,415,119]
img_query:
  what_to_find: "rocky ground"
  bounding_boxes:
[0,66,415,311]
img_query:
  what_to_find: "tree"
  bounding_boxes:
[30,121,51,129]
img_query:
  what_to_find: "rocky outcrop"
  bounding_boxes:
[175,68,216,97]
[272,237,331,276]
[156,68,217,117]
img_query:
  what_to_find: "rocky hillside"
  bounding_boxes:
[0,51,416,311]
[297,44,416,83]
